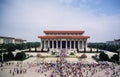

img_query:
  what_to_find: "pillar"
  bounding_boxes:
[52,40,54,49]
[44,40,46,49]
[60,40,62,49]
[70,40,71,49]
[66,40,67,49]
[84,40,87,50]
[74,40,75,49]
[56,39,58,49]
[78,40,80,49]
[42,40,44,49]
[85,40,87,48]
[48,40,50,48]
[82,40,84,49]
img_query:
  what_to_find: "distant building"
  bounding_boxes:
[0,36,26,44]
[0,36,15,44]
[106,39,120,45]
[15,38,27,44]
[114,39,120,45]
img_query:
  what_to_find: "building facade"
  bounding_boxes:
[106,39,120,45]
[38,30,90,51]
[0,36,15,44]
[15,38,27,44]
[0,36,26,44]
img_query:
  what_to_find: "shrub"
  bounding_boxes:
[92,56,100,62]
[111,54,119,61]
[80,54,87,58]
[70,52,75,55]
[2,52,14,61]
[30,55,33,57]
[7,52,14,60]
[3,54,8,61]
[15,52,26,60]
[36,54,42,58]
[51,51,56,55]
[99,52,109,61]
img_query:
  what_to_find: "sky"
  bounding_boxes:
[0,0,120,42]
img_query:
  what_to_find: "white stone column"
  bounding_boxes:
[85,40,87,48]
[82,40,84,49]
[44,40,46,49]
[42,40,44,49]
[66,40,67,49]
[84,40,87,49]
[48,40,50,48]
[78,40,80,49]
[84,40,86,52]
[60,40,62,49]
[52,40,54,49]
[74,40,75,49]
[56,39,58,49]
[70,40,71,49]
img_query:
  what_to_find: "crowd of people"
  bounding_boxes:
[0,51,120,77]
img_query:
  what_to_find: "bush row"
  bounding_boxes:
[0,52,27,62]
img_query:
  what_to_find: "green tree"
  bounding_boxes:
[27,43,31,52]
[0,43,6,62]
[34,42,40,52]
[6,43,15,52]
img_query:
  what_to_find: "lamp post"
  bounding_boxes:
[117,49,120,64]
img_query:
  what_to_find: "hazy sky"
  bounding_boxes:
[0,0,120,42]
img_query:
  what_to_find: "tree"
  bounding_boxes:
[27,43,31,52]
[99,52,109,61]
[0,43,6,62]
[6,43,16,52]
[34,42,40,52]
[15,43,27,50]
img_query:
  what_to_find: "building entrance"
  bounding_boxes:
[62,41,66,48]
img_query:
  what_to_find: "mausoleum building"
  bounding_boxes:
[38,30,90,51]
